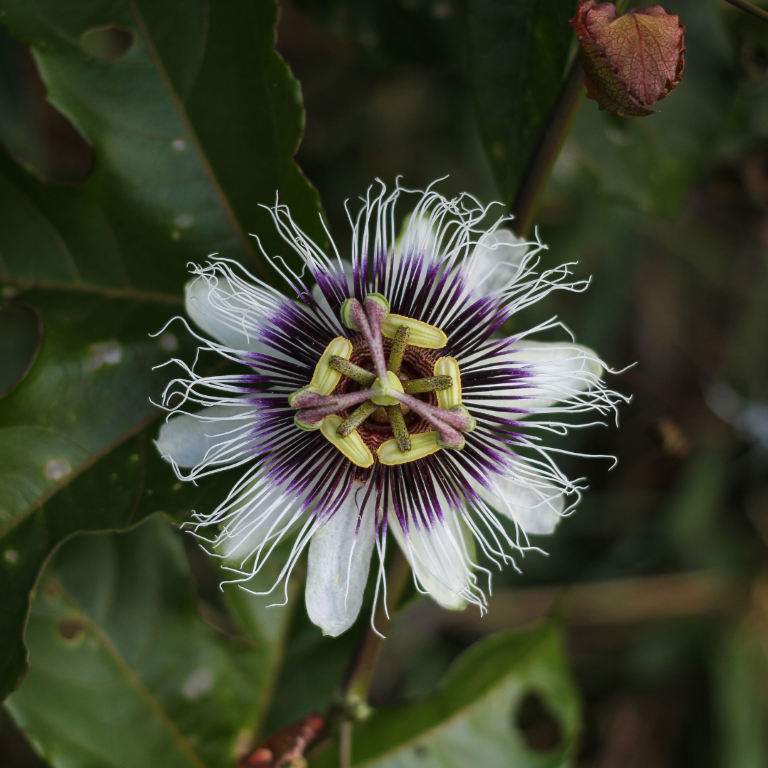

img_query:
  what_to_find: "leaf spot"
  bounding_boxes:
[174,214,194,229]
[182,667,213,699]
[57,618,86,643]
[413,744,429,759]
[45,459,72,480]
[88,340,122,370]
[4,549,19,564]
[172,139,187,152]
[80,26,135,62]
[514,691,562,752]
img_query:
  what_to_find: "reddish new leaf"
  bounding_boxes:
[569,1,686,117]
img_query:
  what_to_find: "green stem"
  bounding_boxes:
[340,548,410,702]
[510,56,586,239]
[722,0,768,23]
[335,548,411,768]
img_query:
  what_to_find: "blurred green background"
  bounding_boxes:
[2,0,768,766]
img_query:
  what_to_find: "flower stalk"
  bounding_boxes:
[722,0,768,23]
[336,548,411,768]
[510,57,586,239]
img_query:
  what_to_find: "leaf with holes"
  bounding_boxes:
[0,288,202,698]
[0,0,322,699]
[5,514,293,768]
[313,622,581,768]
[465,0,576,207]
[0,0,323,292]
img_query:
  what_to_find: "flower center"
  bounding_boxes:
[289,294,475,467]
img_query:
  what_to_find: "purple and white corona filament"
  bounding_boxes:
[155,182,625,636]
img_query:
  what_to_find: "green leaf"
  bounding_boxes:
[314,622,581,768]
[0,0,323,292]
[5,514,290,768]
[0,288,202,698]
[0,0,323,699]
[0,301,42,397]
[465,0,576,206]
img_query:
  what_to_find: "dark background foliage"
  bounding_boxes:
[2,0,768,766]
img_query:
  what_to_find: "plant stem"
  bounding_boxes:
[722,0,768,23]
[339,722,353,768]
[510,57,586,239]
[340,547,410,703]
[336,548,410,768]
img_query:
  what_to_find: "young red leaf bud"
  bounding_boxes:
[569,1,686,117]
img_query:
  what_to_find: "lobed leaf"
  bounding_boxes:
[5,514,292,768]
[314,622,580,768]
[0,0,323,699]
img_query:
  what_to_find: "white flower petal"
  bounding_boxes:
[185,276,269,353]
[473,464,565,535]
[388,505,475,611]
[305,493,377,637]
[218,486,303,566]
[155,405,255,469]
[465,228,529,295]
[493,339,604,413]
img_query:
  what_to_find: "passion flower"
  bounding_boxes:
[156,182,625,636]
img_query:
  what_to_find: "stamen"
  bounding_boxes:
[378,431,441,465]
[403,376,453,395]
[381,314,447,349]
[434,357,462,409]
[337,401,378,437]
[311,337,353,395]
[330,356,376,387]
[387,325,410,374]
[321,415,373,468]
[386,406,411,452]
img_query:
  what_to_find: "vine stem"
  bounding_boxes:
[509,56,586,239]
[722,0,768,23]
[337,548,411,768]
[509,0,644,237]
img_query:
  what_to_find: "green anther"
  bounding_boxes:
[311,337,353,395]
[434,356,462,409]
[381,314,447,349]
[378,431,441,465]
[330,356,376,387]
[337,400,378,437]
[386,406,411,452]
[321,415,374,468]
[403,375,453,395]
[387,325,410,374]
